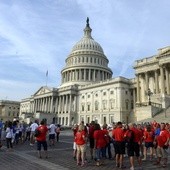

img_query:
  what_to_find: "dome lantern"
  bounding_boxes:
[83,17,93,39]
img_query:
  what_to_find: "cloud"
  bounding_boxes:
[0,0,170,100]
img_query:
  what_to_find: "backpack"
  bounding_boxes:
[125,130,134,143]
[34,128,40,137]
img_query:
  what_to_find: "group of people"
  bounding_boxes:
[72,120,170,169]
[0,119,61,158]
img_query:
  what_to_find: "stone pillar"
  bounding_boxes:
[145,72,149,91]
[55,97,58,114]
[102,71,104,81]
[50,96,53,113]
[89,69,91,81]
[133,88,136,108]
[136,74,140,103]
[58,96,61,113]
[69,94,72,113]
[165,67,170,94]
[160,66,165,93]
[65,95,68,113]
[84,69,86,81]
[93,70,95,81]
[79,69,82,80]
[155,70,159,94]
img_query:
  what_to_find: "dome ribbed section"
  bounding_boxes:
[71,18,104,54]
[71,38,104,54]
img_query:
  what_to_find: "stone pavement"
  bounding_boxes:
[0,130,169,170]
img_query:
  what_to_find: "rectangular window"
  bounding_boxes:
[87,104,90,111]
[82,105,84,111]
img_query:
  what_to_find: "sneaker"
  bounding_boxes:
[162,164,167,168]
[96,162,101,166]
[153,161,160,165]
[81,163,85,167]
[119,165,126,169]
[130,167,134,170]
[77,162,80,166]
[142,158,146,161]
[116,163,120,167]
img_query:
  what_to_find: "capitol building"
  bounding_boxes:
[20,19,170,125]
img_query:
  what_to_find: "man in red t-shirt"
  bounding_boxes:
[36,120,48,158]
[112,121,125,168]
[88,121,95,160]
[154,123,169,167]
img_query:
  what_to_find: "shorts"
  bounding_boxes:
[145,142,154,148]
[49,134,55,140]
[114,141,125,155]
[37,141,47,151]
[76,144,86,153]
[127,142,140,157]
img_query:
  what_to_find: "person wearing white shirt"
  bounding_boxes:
[48,122,56,146]
[30,120,39,146]
[6,121,13,151]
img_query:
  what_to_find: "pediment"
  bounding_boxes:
[158,46,170,56]
[34,86,52,96]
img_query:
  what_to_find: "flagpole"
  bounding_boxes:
[46,70,48,86]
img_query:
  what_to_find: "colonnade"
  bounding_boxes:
[62,68,111,83]
[29,96,54,113]
[136,65,170,103]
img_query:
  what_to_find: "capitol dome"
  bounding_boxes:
[60,18,113,87]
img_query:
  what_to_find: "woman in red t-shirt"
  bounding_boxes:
[94,123,106,166]
[36,120,48,158]
[142,125,154,160]
[75,124,86,167]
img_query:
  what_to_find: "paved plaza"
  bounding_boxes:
[0,130,169,170]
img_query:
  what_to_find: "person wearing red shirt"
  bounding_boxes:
[88,121,95,160]
[75,124,86,167]
[142,125,154,161]
[112,121,125,169]
[125,123,142,170]
[72,124,78,160]
[102,124,112,159]
[36,120,48,159]
[93,123,106,166]
[154,123,170,168]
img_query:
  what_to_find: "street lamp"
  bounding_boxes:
[147,88,152,105]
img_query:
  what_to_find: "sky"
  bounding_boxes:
[0,0,170,101]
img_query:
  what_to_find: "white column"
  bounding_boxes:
[155,70,159,93]
[160,66,165,93]
[55,97,58,114]
[84,69,86,80]
[58,96,61,113]
[89,69,91,81]
[145,72,149,90]
[165,67,170,94]
[69,94,72,113]
[136,74,140,103]
[65,95,68,113]
[93,70,95,81]
[50,96,53,113]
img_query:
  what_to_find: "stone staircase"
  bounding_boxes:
[137,106,170,123]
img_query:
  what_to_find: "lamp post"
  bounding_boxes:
[147,88,152,105]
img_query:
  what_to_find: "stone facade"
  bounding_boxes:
[0,100,20,121]
[19,19,170,125]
